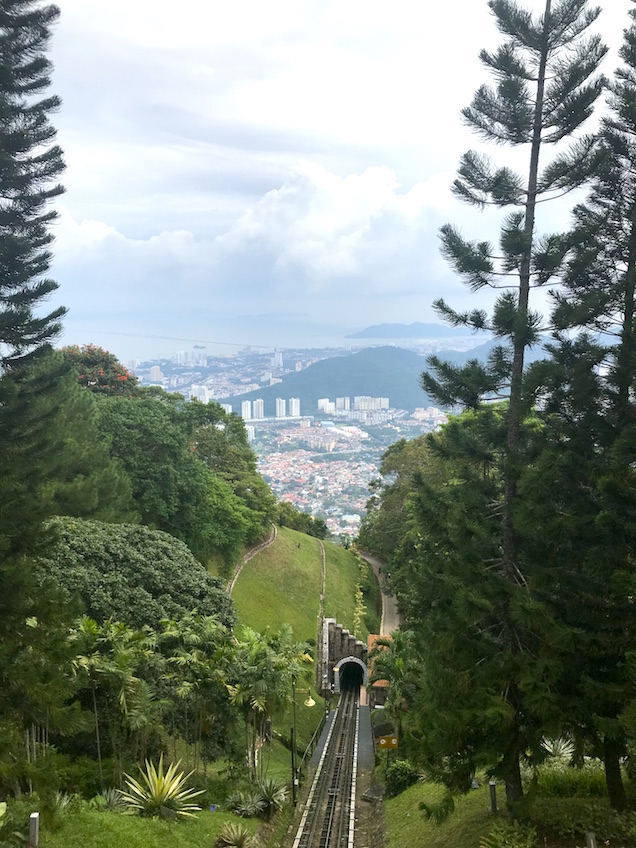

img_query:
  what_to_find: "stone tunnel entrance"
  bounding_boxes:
[316,617,368,698]
[334,656,366,693]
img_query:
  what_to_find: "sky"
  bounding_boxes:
[46,0,634,361]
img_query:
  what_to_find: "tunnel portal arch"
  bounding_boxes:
[333,656,368,693]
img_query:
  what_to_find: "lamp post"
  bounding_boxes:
[291,679,315,806]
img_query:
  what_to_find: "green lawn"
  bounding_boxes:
[324,545,381,640]
[232,526,322,643]
[40,808,259,848]
[384,782,494,848]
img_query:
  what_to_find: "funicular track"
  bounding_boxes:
[293,686,359,848]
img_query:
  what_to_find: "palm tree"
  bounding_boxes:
[368,629,418,740]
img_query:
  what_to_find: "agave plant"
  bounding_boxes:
[119,755,204,818]
[256,777,288,819]
[214,822,255,848]
[226,789,266,818]
[541,736,575,763]
[90,788,127,812]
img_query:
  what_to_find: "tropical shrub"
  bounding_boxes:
[256,777,288,818]
[226,789,266,818]
[480,821,537,848]
[534,763,607,798]
[385,759,421,797]
[215,822,255,848]
[89,788,126,811]
[119,756,203,818]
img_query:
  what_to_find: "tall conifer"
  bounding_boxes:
[521,1,636,809]
[0,0,66,367]
[421,0,607,803]
[0,0,72,781]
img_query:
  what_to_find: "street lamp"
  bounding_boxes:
[291,680,315,806]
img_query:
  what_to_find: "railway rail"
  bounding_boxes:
[292,685,359,848]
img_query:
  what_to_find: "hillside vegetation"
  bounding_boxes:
[232,526,323,643]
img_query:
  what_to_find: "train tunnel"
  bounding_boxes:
[333,656,367,695]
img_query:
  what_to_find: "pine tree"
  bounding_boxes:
[0,0,66,366]
[420,0,607,804]
[520,1,636,810]
[0,1,73,791]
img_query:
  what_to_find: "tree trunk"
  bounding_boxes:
[503,738,524,808]
[603,735,626,812]
[92,683,104,793]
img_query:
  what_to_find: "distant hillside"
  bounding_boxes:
[346,322,477,340]
[220,341,550,415]
[220,343,490,414]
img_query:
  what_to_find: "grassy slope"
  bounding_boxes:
[324,545,381,641]
[40,809,259,848]
[384,782,493,848]
[232,526,322,643]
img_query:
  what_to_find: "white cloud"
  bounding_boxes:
[47,0,636,359]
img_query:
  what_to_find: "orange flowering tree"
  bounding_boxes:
[61,344,139,396]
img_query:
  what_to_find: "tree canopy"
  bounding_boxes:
[40,517,236,631]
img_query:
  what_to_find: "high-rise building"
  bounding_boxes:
[275,398,286,418]
[221,403,232,414]
[245,425,255,442]
[336,397,350,411]
[253,398,264,419]
[149,365,163,382]
[317,398,331,411]
[271,350,283,369]
[288,398,300,417]
[190,385,210,402]
[241,400,252,420]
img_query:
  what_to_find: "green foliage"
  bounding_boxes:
[0,0,66,368]
[413,0,608,807]
[119,756,204,818]
[527,797,636,844]
[214,822,255,848]
[479,821,537,848]
[277,500,328,538]
[255,777,288,818]
[60,345,140,396]
[358,436,432,565]
[531,762,607,799]
[225,790,266,818]
[0,798,29,848]
[385,759,421,797]
[96,394,268,564]
[89,788,127,812]
[40,517,235,630]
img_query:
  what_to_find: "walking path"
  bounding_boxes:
[361,552,400,635]
[226,524,277,595]
[318,540,326,617]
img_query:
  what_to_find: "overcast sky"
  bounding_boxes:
[47,0,633,360]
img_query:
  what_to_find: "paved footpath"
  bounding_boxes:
[361,552,400,635]
[226,524,277,595]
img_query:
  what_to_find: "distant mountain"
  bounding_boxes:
[220,346,429,415]
[346,322,476,340]
[220,340,550,415]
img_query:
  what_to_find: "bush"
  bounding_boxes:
[480,821,538,848]
[226,789,266,818]
[215,822,255,847]
[534,762,607,798]
[256,777,288,818]
[528,797,636,845]
[385,759,421,797]
[119,756,203,818]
